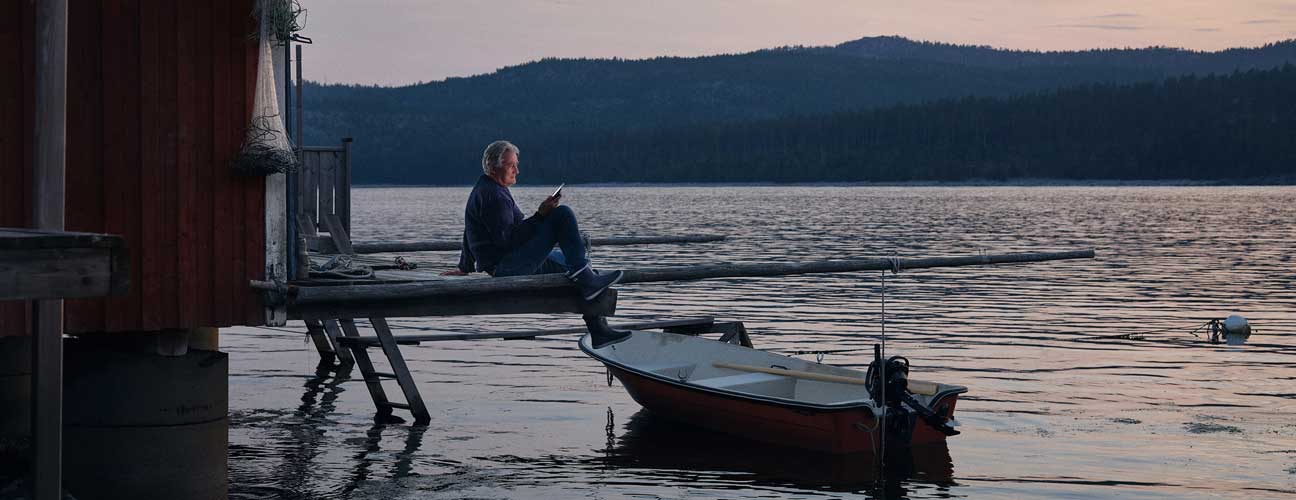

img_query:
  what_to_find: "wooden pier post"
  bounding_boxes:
[31,1,68,498]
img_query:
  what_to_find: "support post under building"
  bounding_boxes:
[32,1,68,498]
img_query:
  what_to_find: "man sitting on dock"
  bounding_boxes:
[447,140,630,347]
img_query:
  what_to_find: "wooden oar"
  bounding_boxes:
[712,362,940,396]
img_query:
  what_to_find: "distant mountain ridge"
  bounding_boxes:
[827,36,1296,71]
[301,37,1296,184]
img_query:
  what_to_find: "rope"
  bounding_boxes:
[258,0,307,44]
[233,0,301,177]
[233,115,298,176]
[310,254,374,280]
[1073,320,1214,342]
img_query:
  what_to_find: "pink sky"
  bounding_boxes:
[301,0,1296,86]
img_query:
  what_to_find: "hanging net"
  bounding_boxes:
[232,0,303,176]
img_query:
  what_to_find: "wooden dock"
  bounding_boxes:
[277,143,1098,426]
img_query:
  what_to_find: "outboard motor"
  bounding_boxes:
[866,344,959,444]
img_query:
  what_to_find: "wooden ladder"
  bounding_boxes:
[306,317,431,423]
[302,213,431,423]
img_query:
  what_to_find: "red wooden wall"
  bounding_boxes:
[1,0,266,335]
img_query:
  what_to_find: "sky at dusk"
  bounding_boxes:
[298,0,1296,86]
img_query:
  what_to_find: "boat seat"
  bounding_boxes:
[639,363,697,377]
[692,372,787,388]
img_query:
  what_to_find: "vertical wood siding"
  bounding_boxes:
[0,0,266,335]
[0,2,35,335]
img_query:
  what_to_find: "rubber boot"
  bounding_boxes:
[566,264,623,301]
[584,315,632,349]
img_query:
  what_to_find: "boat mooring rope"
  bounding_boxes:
[1074,320,1214,342]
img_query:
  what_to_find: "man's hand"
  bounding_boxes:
[537,194,562,216]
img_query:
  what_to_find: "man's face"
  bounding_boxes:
[496,150,519,187]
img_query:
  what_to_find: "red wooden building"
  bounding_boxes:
[1,0,267,336]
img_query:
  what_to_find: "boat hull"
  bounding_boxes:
[607,363,962,454]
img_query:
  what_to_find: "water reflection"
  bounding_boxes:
[341,424,428,498]
[600,408,956,498]
[227,186,1296,499]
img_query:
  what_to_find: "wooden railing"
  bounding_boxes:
[297,138,353,236]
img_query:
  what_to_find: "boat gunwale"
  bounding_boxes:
[580,332,968,413]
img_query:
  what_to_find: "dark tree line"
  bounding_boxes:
[515,66,1296,183]
[299,37,1296,184]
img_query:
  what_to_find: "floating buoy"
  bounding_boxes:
[1210,315,1253,345]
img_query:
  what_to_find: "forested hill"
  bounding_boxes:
[300,37,1296,184]
[830,36,1296,71]
[520,65,1296,183]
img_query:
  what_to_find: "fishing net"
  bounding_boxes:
[232,0,305,176]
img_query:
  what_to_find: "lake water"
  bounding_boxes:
[226,186,1296,499]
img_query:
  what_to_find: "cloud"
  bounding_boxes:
[1194,28,1220,32]
[968,16,985,22]
[1242,19,1281,24]
[1094,13,1140,19]
[1048,24,1144,31]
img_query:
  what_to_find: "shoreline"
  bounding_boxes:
[354,176,1296,188]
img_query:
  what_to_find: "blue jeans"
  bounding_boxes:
[493,205,589,277]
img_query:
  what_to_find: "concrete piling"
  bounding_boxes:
[61,336,228,500]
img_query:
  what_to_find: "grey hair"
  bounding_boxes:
[481,140,519,175]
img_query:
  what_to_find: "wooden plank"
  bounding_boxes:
[101,0,143,331]
[31,299,62,499]
[301,150,318,231]
[589,234,726,246]
[192,0,216,327]
[304,319,335,357]
[294,44,303,147]
[321,213,354,255]
[322,318,354,364]
[159,0,180,328]
[210,0,240,326]
[291,250,1096,305]
[339,139,352,234]
[0,229,123,249]
[370,317,431,424]
[0,1,29,336]
[289,288,616,321]
[334,319,391,413]
[238,0,265,326]
[294,151,307,227]
[336,317,719,345]
[31,1,67,496]
[297,212,318,238]
[300,146,344,153]
[19,0,34,230]
[313,233,729,254]
[0,1,25,230]
[0,247,127,300]
[247,0,278,327]
[174,0,200,327]
[138,0,165,330]
[317,151,335,222]
[62,0,106,333]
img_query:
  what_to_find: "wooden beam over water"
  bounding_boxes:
[311,233,726,254]
[289,249,1095,306]
[288,287,617,321]
[334,317,720,345]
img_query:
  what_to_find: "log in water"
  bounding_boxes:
[315,234,727,254]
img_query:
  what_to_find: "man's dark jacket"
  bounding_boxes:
[457,175,544,274]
